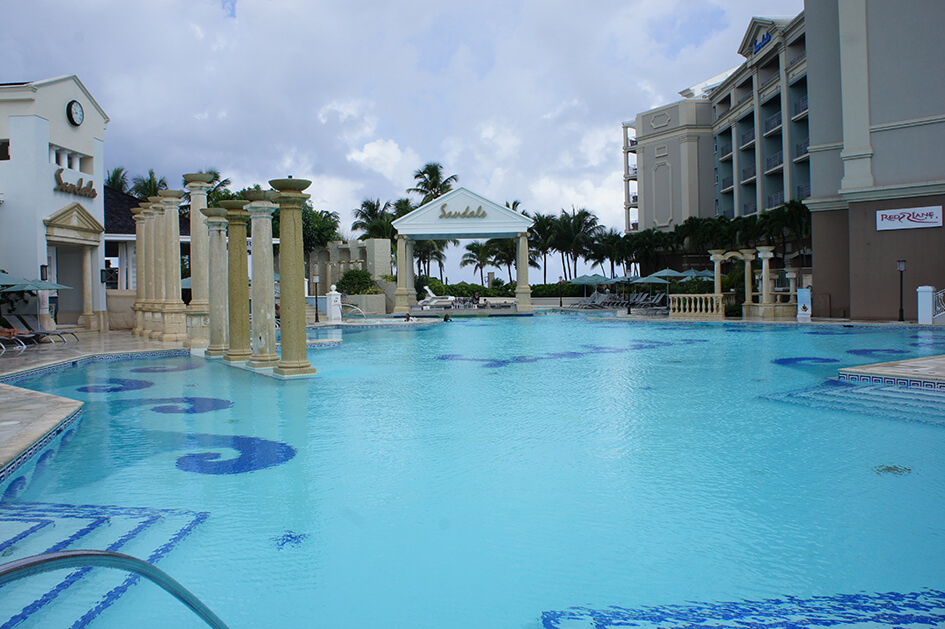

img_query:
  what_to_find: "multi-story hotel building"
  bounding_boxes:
[624,13,807,232]
[625,1,945,321]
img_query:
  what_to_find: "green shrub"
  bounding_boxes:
[725,303,742,318]
[336,269,381,295]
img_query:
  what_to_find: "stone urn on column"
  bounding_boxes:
[270,177,316,377]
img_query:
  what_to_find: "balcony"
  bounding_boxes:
[740,128,755,149]
[741,165,756,183]
[792,95,809,119]
[794,138,809,162]
[743,202,757,215]
[721,176,734,192]
[789,51,806,67]
[719,144,733,161]
[627,165,638,180]
[761,72,780,88]
[626,138,638,153]
[766,190,784,209]
[765,150,784,173]
[737,92,752,105]
[629,194,638,207]
[797,182,811,199]
[763,112,782,135]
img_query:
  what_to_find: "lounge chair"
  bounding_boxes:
[0,316,42,345]
[0,329,28,355]
[18,314,78,342]
[419,286,456,309]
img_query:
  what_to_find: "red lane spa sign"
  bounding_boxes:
[876,206,942,231]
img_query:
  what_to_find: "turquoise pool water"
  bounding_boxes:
[3,315,945,628]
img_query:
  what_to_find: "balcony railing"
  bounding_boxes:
[764,112,782,134]
[795,138,809,158]
[721,176,734,190]
[793,95,809,117]
[767,190,784,208]
[761,72,780,88]
[719,144,733,158]
[789,51,806,66]
[629,194,638,205]
[743,202,757,215]
[765,151,784,172]
[740,128,755,146]
[797,182,811,199]
[742,165,756,181]
[627,165,638,178]
[627,138,638,151]
[737,92,752,105]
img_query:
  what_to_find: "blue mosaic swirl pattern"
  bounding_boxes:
[438,339,707,369]
[152,431,297,475]
[540,589,945,628]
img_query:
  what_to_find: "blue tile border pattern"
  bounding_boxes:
[0,349,190,385]
[0,408,82,496]
[0,501,209,629]
[837,372,945,391]
[540,588,945,628]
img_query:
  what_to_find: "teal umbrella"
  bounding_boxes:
[0,271,31,286]
[650,268,686,279]
[2,279,72,292]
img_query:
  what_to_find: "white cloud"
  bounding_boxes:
[346,139,420,189]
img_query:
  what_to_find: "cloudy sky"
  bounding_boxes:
[4,0,802,282]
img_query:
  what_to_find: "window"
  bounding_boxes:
[0,140,9,161]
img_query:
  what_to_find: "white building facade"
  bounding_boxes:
[0,76,109,329]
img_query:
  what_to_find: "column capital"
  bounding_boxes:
[244,189,278,215]
[148,196,165,212]
[183,172,214,193]
[738,249,756,261]
[219,199,250,224]
[755,246,775,259]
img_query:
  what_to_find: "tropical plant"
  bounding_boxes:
[407,162,458,205]
[105,167,129,193]
[528,212,557,284]
[461,241,492,286]
[335,269,381,295]
[130,169,168,199]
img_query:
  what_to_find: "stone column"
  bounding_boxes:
[270,178,316,377]
[757,246,775,304]
[77,245,94,329]
[148,196,166,339]
[708,250,726,295]
[739,249,755,305]
[244,190,280,368]
[406,239,417,307]
[183,173,214,348]
[202,204,229,358]
[514,232,533,313]
[393,235,410,314]
[160,190,187,341]
[131,204,147,335]
[140,202,156,336]
[221,200,252,363]
[785,270,798,304]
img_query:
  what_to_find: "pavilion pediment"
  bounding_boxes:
[392,188,533,240]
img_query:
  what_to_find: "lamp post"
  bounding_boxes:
[897,258,906,322]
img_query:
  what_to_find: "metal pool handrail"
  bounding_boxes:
[0,550,230,629]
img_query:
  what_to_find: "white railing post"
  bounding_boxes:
[917,286,934,325]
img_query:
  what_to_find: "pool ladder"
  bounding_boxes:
[0,550,230,629]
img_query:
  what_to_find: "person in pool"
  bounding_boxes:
[444,314,451,322]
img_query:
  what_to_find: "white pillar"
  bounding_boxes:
[917,286,934,325]
[77,245,94,330]
[202,205,229,357]
[141,203,156,336]
[131,205,147,335]
[160,190,187,341]
[514,232,533,313]
[709,250,725,295]
[739,249,755,305]
[393,235,410,314]
[245,190,280,368]
[183,173,214,348]
[148,196,166,339]
[757,246,775,305]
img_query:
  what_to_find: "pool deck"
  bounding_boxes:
[1,321,945,477]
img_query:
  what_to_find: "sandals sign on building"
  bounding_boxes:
[438,203,487,219]
[54,168,98,199]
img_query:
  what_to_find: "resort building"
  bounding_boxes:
[0,75,109,330]
[625,1,945,321]
[625,14,807,233]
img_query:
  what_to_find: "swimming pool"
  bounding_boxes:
[3,315,945,628]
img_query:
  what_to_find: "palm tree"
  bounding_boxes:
[553,207,602,279]
[461,241,492,286]
[130,169,168,199]
[407,162,458,205]
[592,228,625,278]
[528,212,557,284]
[487,238,518,284]
[352,198,392,235]
[105,167,129,193]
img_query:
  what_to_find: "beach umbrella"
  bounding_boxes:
[679,269,713,281]
[2,279,72,292]
[570,273,610,298]
[0,271,31,286]
[636,276,670,285]
[650,268,687,279]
